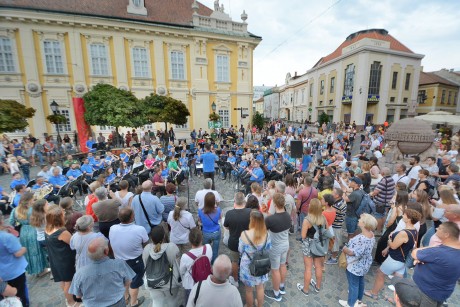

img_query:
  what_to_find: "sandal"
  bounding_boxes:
[124,294,130,306]
[363,290,378,300]
[384,295,396,305]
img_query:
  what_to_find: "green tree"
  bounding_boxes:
[142,94,190,130]
[319,112,330,125]
[252,111,265,129]
[46,114,67,125]
[83,84,146,135]
[0,99,36,133]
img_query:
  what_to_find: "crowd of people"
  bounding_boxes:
[1,120,460,307]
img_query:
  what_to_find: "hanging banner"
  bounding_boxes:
[72,97,91,153]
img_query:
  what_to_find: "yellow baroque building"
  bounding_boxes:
[0,0,261,139]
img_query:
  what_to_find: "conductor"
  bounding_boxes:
[197,144,219,190]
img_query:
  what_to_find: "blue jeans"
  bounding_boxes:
[203,230,221,264]
[345,216,358,234]
[36,152,44,165]
[421,226,436,247]
[346,270,364,306]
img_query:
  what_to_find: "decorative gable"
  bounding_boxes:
[127,0,147,16]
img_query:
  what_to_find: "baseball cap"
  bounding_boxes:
[393,277,422,307]
[349,177,362,185]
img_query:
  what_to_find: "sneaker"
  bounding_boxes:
[325,258,338,265]
[296,283,309,296]
[264,290,282,302]
[310,279,320,293]
[279,286,286,295]
[339,300,350,307]
[228,276,239,287]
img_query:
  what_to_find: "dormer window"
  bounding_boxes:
[127,0,147,16]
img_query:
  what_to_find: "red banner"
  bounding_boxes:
[72,97,91,153]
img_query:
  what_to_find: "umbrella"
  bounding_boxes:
[414,111,460,125]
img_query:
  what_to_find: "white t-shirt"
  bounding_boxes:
[167,210,196,245]
[392,173,410,187]
[370,139,380,151]
[408,165,422,190]
[180,244,213,290]
[394,219,420,233]
[195,189,221,210]
[373,150,383,159]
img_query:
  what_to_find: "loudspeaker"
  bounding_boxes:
[290,140,303,158]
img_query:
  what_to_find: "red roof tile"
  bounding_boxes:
[313,29,414,68]
[0,0,213,27]
[419,72,458,87]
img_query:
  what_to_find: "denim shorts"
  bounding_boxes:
[380,255,405,276]
[345,216,358,234]
[126,255,145,289]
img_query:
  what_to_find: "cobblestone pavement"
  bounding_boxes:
[1,162,459,307]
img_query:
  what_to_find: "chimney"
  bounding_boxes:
[295,71,297,77]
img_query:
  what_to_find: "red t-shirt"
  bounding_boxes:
[152,173,164,191]
[322,210,336,228]
[297,186,318,214]
[86,195,99,222]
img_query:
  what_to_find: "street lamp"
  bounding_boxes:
[49,100,61,145]
[211,102,217,112]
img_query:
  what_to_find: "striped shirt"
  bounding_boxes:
[332,198,347,228]
[374,176,396,205]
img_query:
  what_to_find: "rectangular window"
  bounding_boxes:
[56,110,71,132]
[405,73,411,90]
[132,47,149,78]
[218,109,229,128]
[343,64,355,96]
[403,97,408,103]
[0,38,15,72]
[391,72,398,89]
[448,91,452,104]
[368,61,382,95]
[176,122,188,129]
[301,89,305,103]
[90,44,109,76]
[330,77,335,93]
[441,90,446,104]
[99,126,114,131]
[418,90,426,104]
[319,100,323,106]
[320,80,324,95]
[44,41,64,74]
[329,99,333,105]
[390,97,395,102]
[216,55,229,82]
[170,51,185,80]
[144,124,153,130]
[309,83,313,97]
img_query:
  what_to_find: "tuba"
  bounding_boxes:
[33,183,54,200]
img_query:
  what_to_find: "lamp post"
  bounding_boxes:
[49,100,61,145]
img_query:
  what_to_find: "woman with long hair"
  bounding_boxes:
[365,208,421,301]
[70,215,103,270]
[30,199,50,270]
[297,198,329,296]
[412,190,431,246]
[284,174,296,198]
[168,197,196,255]
[239,210,271,307]
[110,180,134,208]
[374,190,409,265]
[198,192,222,264]
[59,197,82,235]
[45,204,77,306]
[339,214,377,307]
[9,192,48,276]
[143,225,181,306]
[369,157,381,189]
[360,162,372,194]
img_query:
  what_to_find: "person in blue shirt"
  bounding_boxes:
[119,151,129,163]
[301,148,313,172]
[66,163,83,180]
[244,160,264,194]
[48,168,69,193]
[86,136,96,153]
[236,146,244,156]
[256,150,264,164]
[275,135,282,149]
[31,176,60,204]
[9,172,27,190]
[87,152,96,165]
[104,152,119,167]
[179,151,189,177]
[11,184,25,208]
[197,144,219,190]
[80,158,94,180]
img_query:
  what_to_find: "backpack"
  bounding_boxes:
[243,231,271,277]
[306,217,333,257]
[185,245,212,283]
[355,191,376,216]
[145,251,174,294]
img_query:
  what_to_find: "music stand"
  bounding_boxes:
[26,179,36,188]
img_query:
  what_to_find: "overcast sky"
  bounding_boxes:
[200,0,460,86]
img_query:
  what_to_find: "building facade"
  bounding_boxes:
[0,0,261,139]
[432,69,460,114]
[416,71,459,115]
[265,29,424,126]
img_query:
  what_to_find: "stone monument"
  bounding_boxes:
[384,118,436,162]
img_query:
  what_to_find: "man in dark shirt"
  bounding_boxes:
[343,177,363,239]
[223,192,251,286]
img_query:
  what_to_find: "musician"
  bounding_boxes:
[222,151,236,180]
[238,135,244,145]
[168,155,183,185]
[0,185,10,214]
[130,146,140,156]
[119,150,130,163]
[151,166,166,195]
[117,161,136,189]
[32,176,59,204]
[179,151,189,177]
[37,164,52,181]
[80,158,94,180]
[244,148,254,161]
[265,154,278,178]
[10,172,27,190]
[243,160,264,194]
[144,154,156,169]
[155,150,166,161]
[11,184,25,208]
[169,146,177,158]
[62,154,79,168]
[236,146,244,156]
[87,152,96,165]
[86,136,96,153]
[49,168,69,193]
[132,156,143,169]
[103,166,117,192]
[104,151,118,167]
[197,144,219,190]
[271,159,285,181]
[92,155,104,170]
[202,131,209,140]
[210,129,218,142]
[66,163,83,180]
